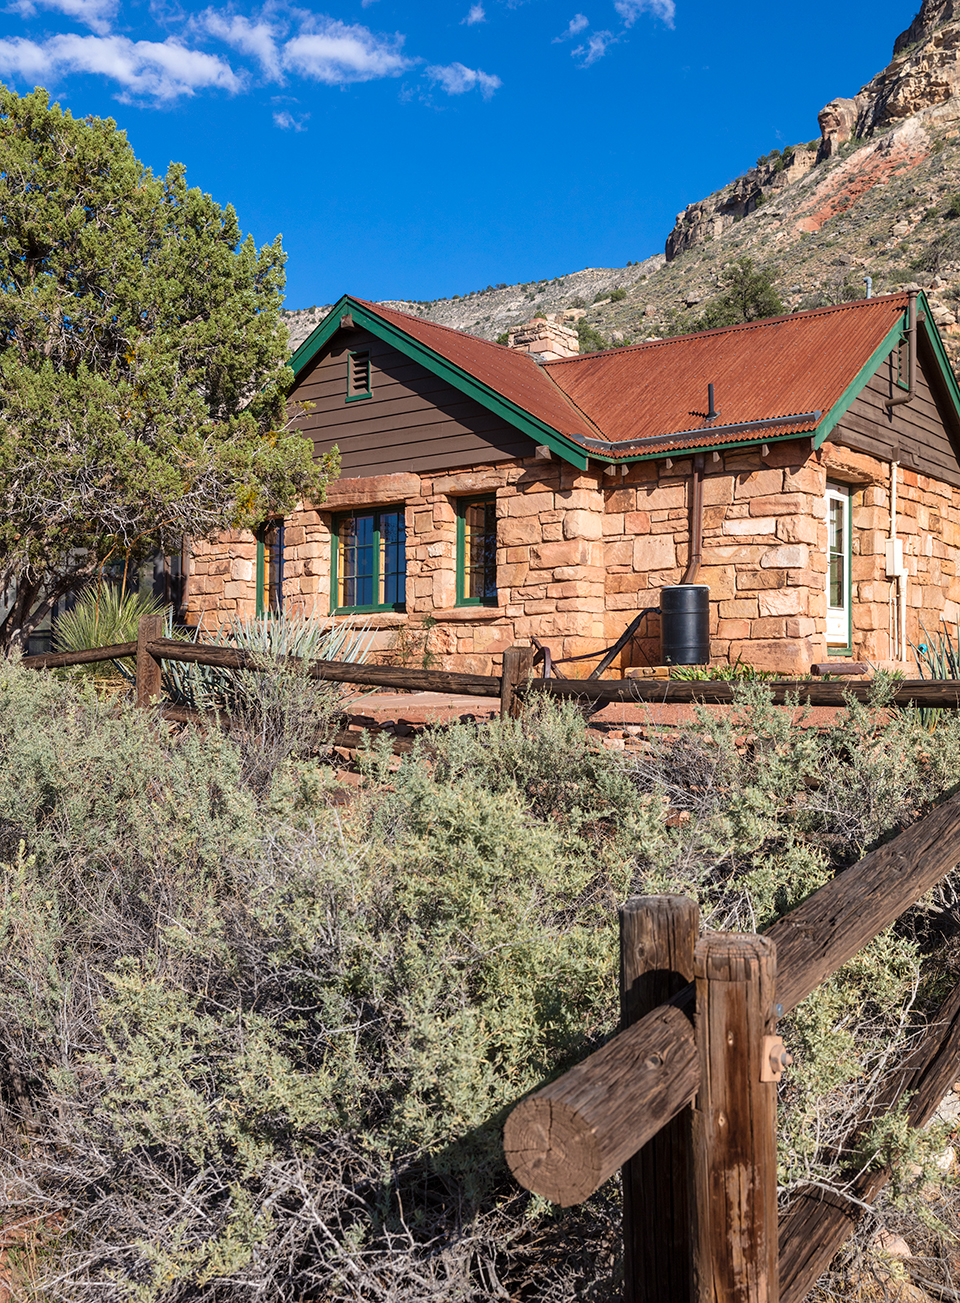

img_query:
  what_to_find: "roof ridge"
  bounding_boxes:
[543,291,910,366]
[351,295,518,355]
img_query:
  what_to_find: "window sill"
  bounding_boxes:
[431,607,504,622]
[332,612,407,628]
[330,607,505,627]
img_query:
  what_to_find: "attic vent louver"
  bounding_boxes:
[346,350,372,403]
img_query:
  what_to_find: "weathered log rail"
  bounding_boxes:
[20,617,960,1296]
[503,791,960,1302]
[19,615,960,717]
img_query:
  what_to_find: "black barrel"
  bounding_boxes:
[660,584,710,665]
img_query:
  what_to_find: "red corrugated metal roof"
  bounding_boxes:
[351,298,603,443]
[543,294,909,454]
[350,294,909,459]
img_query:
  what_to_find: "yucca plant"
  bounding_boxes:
[907,618,960,729]
[52,584,167,677]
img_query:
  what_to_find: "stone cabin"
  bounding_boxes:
[185,290,960,676]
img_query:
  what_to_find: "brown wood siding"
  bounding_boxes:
[290,327,535,477]
[835,340,960,488]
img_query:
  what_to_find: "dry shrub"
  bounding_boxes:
[0,673,959,1299]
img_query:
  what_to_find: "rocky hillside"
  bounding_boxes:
[283,0,960,370]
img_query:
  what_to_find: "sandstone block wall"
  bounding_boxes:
[183,440,960,677]
[821,441,960,664]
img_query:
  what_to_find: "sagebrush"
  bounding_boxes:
[0,667,959,1300]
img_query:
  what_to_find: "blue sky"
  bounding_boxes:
[0,0,922,308]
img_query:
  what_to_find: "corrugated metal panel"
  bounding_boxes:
[542,295,909,451]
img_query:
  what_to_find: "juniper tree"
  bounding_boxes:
[695,257,784,331]
[0,84,335,649]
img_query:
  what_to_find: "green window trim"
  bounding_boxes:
[332,506,406,614]
[455,496,498,607]
[346,349,372,403]
[256,519,285,617]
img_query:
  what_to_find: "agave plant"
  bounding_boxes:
[112,609,376,712]
[912,616,960,679]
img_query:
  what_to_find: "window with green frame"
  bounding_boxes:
[332,507,406,613]
[456,496,497,606]
[256,519,284,616]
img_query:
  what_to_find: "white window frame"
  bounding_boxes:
[825,482,852,649]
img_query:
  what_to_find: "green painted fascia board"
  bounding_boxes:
[813,319,905,449]
[288,294,354,373]
[813,293,960,447]
[915,290,960,416]
[288,296,590,470]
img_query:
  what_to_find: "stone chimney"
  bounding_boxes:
[507,314,580,361]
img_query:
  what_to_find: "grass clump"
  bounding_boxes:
[1,670,960,1299]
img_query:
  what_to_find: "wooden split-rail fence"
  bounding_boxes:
[502,795,960,1303]
[19,614,960,723]
[20,615,960,1296]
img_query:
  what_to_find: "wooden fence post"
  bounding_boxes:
[693,933,778,1303]
[136,612,164,708]
[621,896,699,1303]
[500,644,535,719]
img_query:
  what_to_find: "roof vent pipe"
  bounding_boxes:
[886,290,917,411]
[864,276,873,299]
[707,383,717,420]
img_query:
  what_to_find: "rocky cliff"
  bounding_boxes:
[283,0,960,370]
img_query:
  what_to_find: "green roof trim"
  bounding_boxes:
[914,290,960,416]
[813,292,960,450]
[289,296,590,470]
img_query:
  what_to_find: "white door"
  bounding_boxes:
[825,483,851,648]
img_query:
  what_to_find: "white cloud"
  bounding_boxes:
[0,32,242,100]
[0,36,51,78]
[6,0,117,35]
[462,3,485,23]
[554,13,588,41]
[572,29,615,64]
[614,0,675,28]
[283,19,410,83]
[273,107,308,129]
[197,10,282,79]
[426,61,500,97]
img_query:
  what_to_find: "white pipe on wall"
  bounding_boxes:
[886,461,908,662]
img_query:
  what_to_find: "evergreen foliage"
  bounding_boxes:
[692,256,785,331]
[0,85,337,650]
[576,318,609,353]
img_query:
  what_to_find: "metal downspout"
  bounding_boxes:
[681,453,705,585]
[886,290,917,411]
